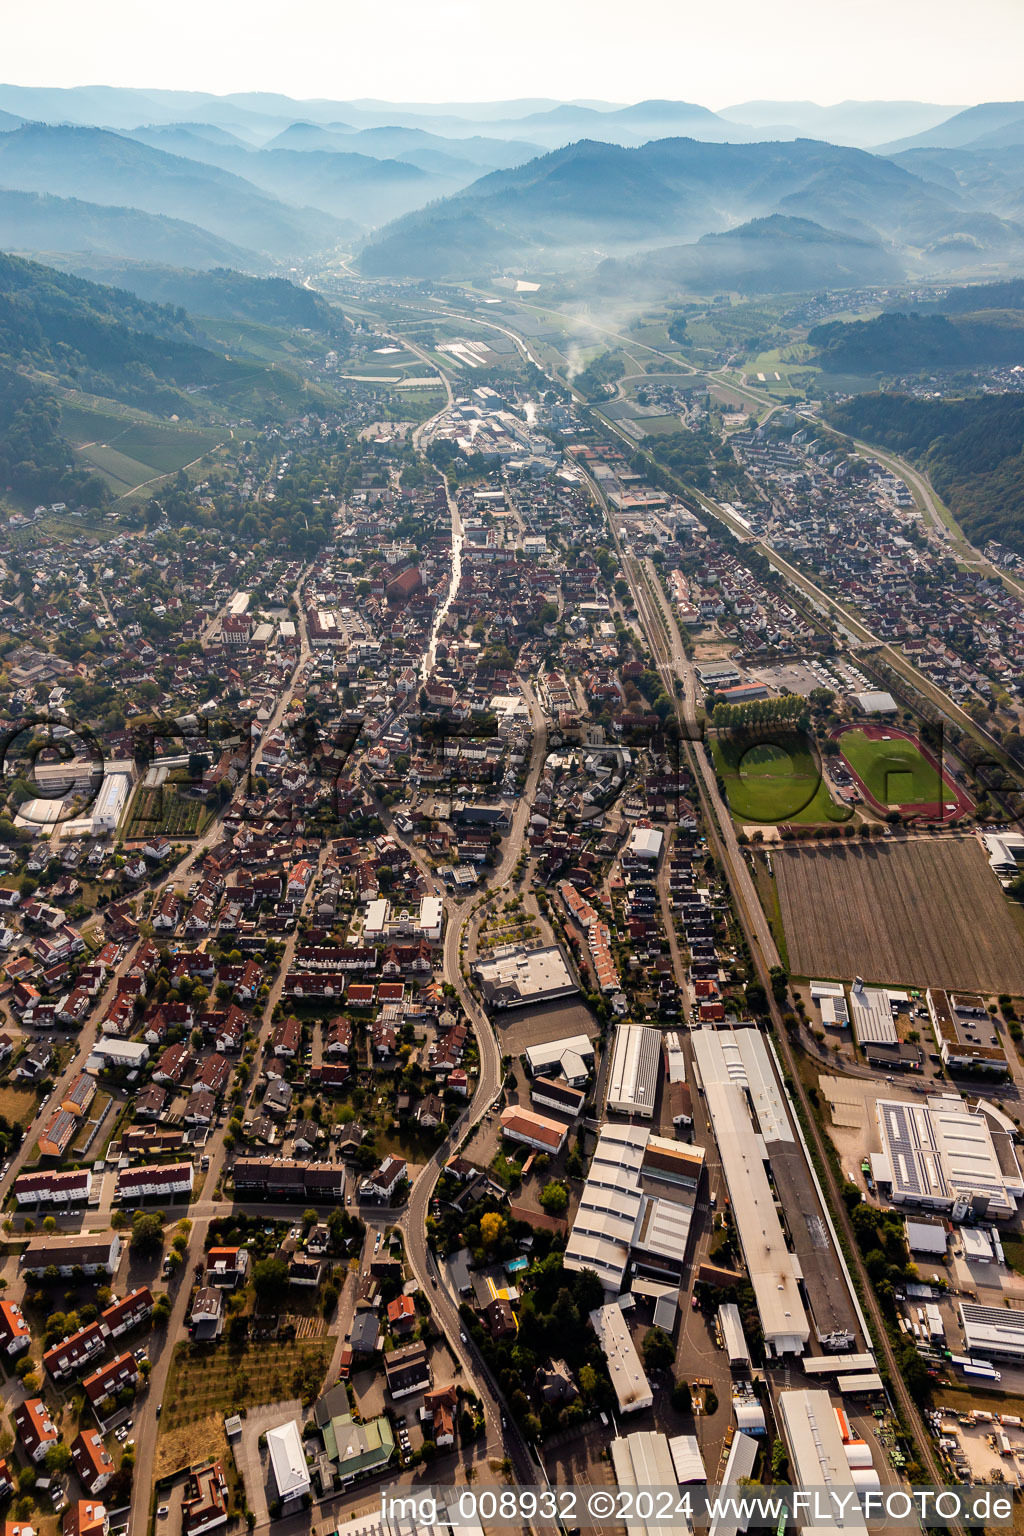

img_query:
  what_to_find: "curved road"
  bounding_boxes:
[395,679,548,1483]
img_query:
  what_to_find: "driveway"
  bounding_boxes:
[236,1397,304,1526]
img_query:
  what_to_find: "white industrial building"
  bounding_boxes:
[565,1123,704,1291]
[610,1431,680,1536]
[777,1390,872,1533]
[848,982,898,1047]
[810,981,849,1028]
[669,1433,706,1484]
[874,1094,1024,1220]
[691,1030,809,1356]
[708,1433,758,1536]
[904,1217,948,1256]
[960,1302,1024,1361]
[607,1024,661,1119]
[717,1303,750,1369]
[664,1032,686,1083]
[92,765,134,834]
[589,1303,653,1414]
[524,1033,594,1085]
[266,1419,311,1504]
[853,690,898,715]
[625,826,663,863]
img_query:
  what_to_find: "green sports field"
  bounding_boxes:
[836,728,943,807]
[711,735,852,825]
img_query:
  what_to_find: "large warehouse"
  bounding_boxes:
[874,1094,1024,1220]
[960,1303,1024,1362]
[606,1024,661,1118]
[848,982,898,1047]
[777,1390,872,1532]
[691,1029,810,1357]
[474,944,578,1009]
[564,1122,704,1292]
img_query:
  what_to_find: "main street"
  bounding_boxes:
[393,675,549,1485]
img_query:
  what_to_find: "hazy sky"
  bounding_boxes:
[2,0,1020,107]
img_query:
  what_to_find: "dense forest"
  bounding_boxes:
[0,367,109,511]
[828,392,1024,552]
[0,250,260,414]
[918,277,1024,315]
[54,260,352,341]
[810,308,1024,374]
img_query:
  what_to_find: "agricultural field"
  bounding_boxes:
[774,836,1024,993]
[161,1336,333,1429]
[711,735,852,826]
[61,399,223,496]
[124,781,207,839]
[155,1413,233,1481]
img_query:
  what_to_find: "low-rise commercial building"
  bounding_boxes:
[927,988,1008,1074]
[565,1123,703,1292]
[874,1094,1023,1220]
[499,1105,568,1155]
[474,944,578,1009]
[960,1303,1024,1361]
[523,1033,594,1085]
[588,1303,653,1414]
[606,1024,661,1119]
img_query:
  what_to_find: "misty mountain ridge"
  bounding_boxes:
[596,214,904,295]
[882,101,1024,153]
[0,83,985,152]
[0,123,355,258]
[0,186,261,269]
[358,135,1024,281]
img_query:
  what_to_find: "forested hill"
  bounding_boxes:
[827,392,1024,552]
[50,259,351,340]
[0,251,345,515]
[0,368,109,511]
[0,250,246,406]
[926,277,1024,314]
[810,308,1024,374]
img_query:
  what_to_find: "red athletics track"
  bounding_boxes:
[831,721,974,823]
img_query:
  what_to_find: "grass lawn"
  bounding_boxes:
[1001,1235,1024,1276]
[0,1085,39,1128]
[711,736,852,826]
[638,413,686,435]
[837,729,943,807]
[161,1336,333,1429]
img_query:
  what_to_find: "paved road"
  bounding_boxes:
[394,677,549,1484]
[603,456,957,1510]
